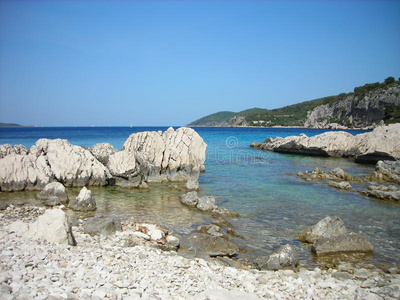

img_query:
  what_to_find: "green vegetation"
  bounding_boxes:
[384,103,400,124]
[189,111,237,126]
[188,77,400,127]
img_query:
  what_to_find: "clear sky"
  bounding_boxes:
[0,0,399,126]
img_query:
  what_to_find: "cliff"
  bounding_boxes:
[188,78,400,128]
[304,85,400,129]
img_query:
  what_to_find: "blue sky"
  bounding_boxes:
[0,0,399,126]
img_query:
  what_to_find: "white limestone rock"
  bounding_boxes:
[68,186,96,211]
[122,127,207,182]
[0,154,52,191]
[30,138,112,187]
[27,209,70,244]
[37,182,69,203]
[89,143,118,165]
[0,144,28,159]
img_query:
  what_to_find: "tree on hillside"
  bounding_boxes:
[385,76,395,84]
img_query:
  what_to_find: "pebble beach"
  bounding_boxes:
[1,205,399,300]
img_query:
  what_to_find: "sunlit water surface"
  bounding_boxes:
[1,126,399,268]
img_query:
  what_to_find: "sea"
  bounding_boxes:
[1,126,399,269]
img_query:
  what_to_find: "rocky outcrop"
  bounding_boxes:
[37,182,69,205]
[304,85,400,129]
[0,144,28,159]
[366,185,400,201]
[251,124,400,163]
[298,216,373,256]
[30,139,112,187]
[0,127,207,191]
[0,154,52,191]
[365,160,400,184]
[122,127,207,182]
[68,187,96,211]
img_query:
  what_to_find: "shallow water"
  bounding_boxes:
[1,126,399,268]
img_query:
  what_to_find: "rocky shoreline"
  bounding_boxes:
[251,124,400,164]
[1,205,400,300]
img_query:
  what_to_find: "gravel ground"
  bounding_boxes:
[1,205,399,300]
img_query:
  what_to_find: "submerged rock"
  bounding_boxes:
[181,191,199,207]
[181,233,239,257]
[68,187,96,211]
[366,185,400,201]
[186,179,199,191]
[197,196,217,212]
[328,181,352,190]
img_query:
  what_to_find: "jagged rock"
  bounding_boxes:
[0,154,51,191]
[68,187,96,211]
[83,217,122,236]
[180,191,199,207]
[297,167,363,183]
[253,244,299,271]
[312,232,374,256]
[366,185,400,201]
[328,181,352,190]
[304,85,400,129]
[182,233,239,257]
[30,139,112,187]
[251,124,400,164]
[27,209,75,245]
[89,143,118,165]
[107,150,147,187]
[196,196,217,212]
[122,127,207,182]
[37,182,69,204]
[186,179,199,191]
[0,144,28,159]
[197,224,223,237]
[366,160,400,184]
[298,216,347,243]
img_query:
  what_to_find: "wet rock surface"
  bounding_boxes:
[68,186,96,211]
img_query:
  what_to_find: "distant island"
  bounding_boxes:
[0,123,34,128]
[188,77,400,129]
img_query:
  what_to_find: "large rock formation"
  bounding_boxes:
[251,124,400,163]
[122,127,207,182]
[304,85,400,129]
[0,127,207,191]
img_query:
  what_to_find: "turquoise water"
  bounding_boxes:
[1,126,399,268]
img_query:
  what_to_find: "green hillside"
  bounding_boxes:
[188,77,400,127]
[189,111,237,126]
